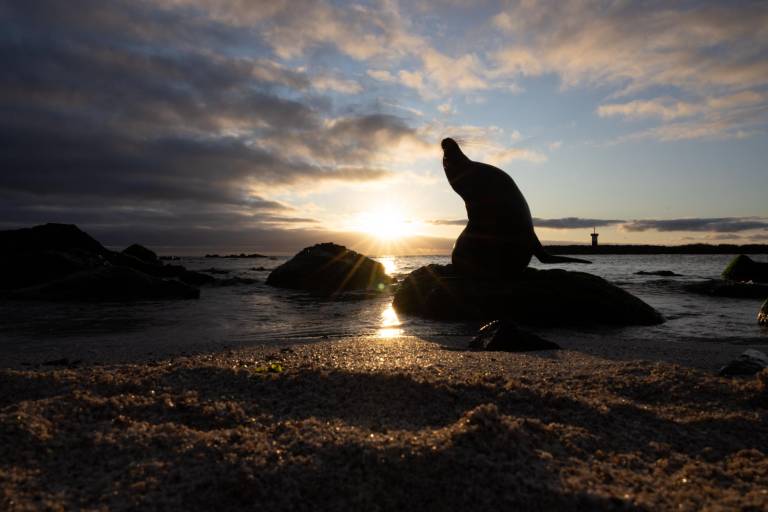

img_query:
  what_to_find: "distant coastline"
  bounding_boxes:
[545,243,768,255]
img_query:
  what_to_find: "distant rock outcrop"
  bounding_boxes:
[0,223,209,300]
[392,264,663,326]
[266,243,391,296]
[722,254,768,283]
[634,270,681,277]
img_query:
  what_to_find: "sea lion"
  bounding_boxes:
[441,137,590,277]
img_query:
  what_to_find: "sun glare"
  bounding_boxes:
[353,207,415,241]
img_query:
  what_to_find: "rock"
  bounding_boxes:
[122,243,159,264]
[7,266,200,301]
[719,349,768,377]
[0,223,110,256]
[722,254,768,283]
[759,300,768,326]
[469,320,560,351]
[0,223,208,301]
[634,270,681,277]
[684,280,768,299]
[0,248,107,290]
[393,264,663,326]
[266,243,391,296]
[106,252,215,287]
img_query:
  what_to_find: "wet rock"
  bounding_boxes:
[7,266,200,301]
[107,253,214,287]
[719,349,768,377]
[266,243,391,296]
[393,264,663,326]
[122,244,159,264]
[684,280,768,299]
[635,270,681,277]
[759,300,768,327]
[722,254,768,283]
[469,320,560,352]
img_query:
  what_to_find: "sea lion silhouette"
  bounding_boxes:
[441,137,590,277]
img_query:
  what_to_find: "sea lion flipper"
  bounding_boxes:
[533,237,591,264]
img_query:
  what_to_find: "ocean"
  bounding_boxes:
[1,254,767,363]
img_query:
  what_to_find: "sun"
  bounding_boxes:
[353,207,415,241]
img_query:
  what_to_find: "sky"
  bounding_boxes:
[2,0,767,255]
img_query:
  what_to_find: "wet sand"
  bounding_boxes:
[1,334,767,510]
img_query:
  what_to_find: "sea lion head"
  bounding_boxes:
[441,137,471,188]
[441,137,466,162]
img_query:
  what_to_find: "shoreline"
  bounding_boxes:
[2,333,767,510]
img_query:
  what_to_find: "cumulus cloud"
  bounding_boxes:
[622,218,768,233]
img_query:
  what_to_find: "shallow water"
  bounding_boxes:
[1,254,767,362]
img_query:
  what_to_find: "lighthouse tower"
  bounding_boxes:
[590,227,599,247]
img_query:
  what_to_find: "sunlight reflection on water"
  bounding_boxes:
[377,256,397,276]
[377,303,403,338]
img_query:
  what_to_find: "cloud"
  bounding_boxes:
[429,217,625,229]
[491,0,768,140]
[0,0,438,250]
[622,218,768,233]
[533,218,624,229]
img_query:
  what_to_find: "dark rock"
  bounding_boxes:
[252,266,269,271]
[393,264,663,326]
[0,249,107,290]
[759,300,768,327]
[469,320,560,351]
[719,349,768,376]
[106,253,215,287]
[722,254,768,283]
[634,270,681,277]
[7,266,200,301]
[266,243,391,296]
[122,244,159,264]
[0,223,110,256]
[684,280,768,299]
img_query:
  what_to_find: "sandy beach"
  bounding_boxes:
[2,333,767,511]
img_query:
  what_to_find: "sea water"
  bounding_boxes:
[1,254,767,362]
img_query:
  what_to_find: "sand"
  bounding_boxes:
[1,334,767,511]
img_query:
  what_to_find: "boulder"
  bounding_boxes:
[469,320,560,351]
[722,254,768,283]
[684,280,768,299]
[0,223,110,256]
[0,249,107,290]
[122,243,159,264]
[719,349,768,377]
[266,243,391,296]
[0,223,211,300]
[392,264,663,326]
[634,270,681,277]
[759,300,768,327]
[7,266,199,301]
